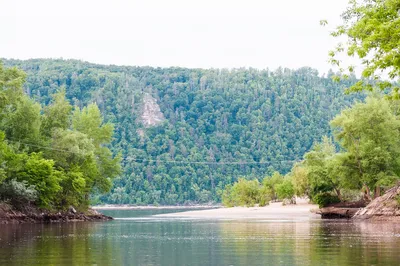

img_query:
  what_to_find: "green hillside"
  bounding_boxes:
[3,59,361,205]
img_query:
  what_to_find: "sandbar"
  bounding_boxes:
[156,199,319,220]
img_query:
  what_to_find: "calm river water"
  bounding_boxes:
[1,208,400,265]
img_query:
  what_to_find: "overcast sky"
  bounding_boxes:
[1,0,350,75]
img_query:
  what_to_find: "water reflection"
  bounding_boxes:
[0,222,118,265]
[1,210,400,266]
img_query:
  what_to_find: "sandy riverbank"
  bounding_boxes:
[156,199,320,220]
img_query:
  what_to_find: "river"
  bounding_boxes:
[1,208,400,265]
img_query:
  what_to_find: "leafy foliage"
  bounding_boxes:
[0,62,120,210]
[222,173,294,207]
[0,179,38,207]
[222,178,263,207]
[312,192,340,208]
[275,178,295,201]
[328,0,400,97]
[330,96,400,198]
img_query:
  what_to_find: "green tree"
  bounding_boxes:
[275,177,295,201]
[290,164,309,197]
[328,0,400,96]
[72,104,121,193]
[41,89,72,137]
[330,96,400,199]
[14,153,60,208]
[303,136,341,199]
[222,178,262,207]
[0,62,25,112]
[2,96,41,148]
[262,172,284,201]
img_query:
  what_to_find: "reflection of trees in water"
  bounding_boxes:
[2,220,400,265]
[0,223,118,265]
[309,221,400,266]
[218,221,313,265]
[218,221,400,266]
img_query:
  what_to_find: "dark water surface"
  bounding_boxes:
[1,208,400,265]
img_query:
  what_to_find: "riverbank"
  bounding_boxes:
[156,199,320,220]
[353,184,400,221]
[0,203,112,224]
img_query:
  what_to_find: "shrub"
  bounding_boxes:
[313,192,340,208]
[0,179,38,207]
[222,178,262,207]
[258,186,272,207]
[276,179,295,201]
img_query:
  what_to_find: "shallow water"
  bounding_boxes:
[1,208,400,265]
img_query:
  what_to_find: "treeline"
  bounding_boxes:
[223,96,400,207]
[0,62,120,210]
[3,59,362,205]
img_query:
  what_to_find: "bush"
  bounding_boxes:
[313,192,340,208]
[0,179,38,207]
[258,186,272,207]
[276,179,295,201]
[222,178,262,207]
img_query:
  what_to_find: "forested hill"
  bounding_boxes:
[3,59,361,205]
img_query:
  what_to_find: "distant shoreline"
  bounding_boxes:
[92,204,221,210]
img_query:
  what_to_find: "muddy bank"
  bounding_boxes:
[0,203,112,224]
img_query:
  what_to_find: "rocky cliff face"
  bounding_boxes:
[140,93,165,127]
[353,184,400,220]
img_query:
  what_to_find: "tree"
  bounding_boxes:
[0,62,25,112]
[0,132,12,185]
[275,178,295,201]
[290,164,309,197]
[14,153,60,208]
[330,96,400,199]
[328,0,400,97]
[303,137,341,199]
[222,178,263,207]
[41,89,72,138]
[72,103,121,194]
[262,172,284,202]
[2,96,41,148]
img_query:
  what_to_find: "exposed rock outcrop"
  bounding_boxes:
[0,203,112,224]
[141,93,165,127]
[353,184,400,220]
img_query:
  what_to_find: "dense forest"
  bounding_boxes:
[2,59,362,205]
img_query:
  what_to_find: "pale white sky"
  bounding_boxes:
[1,0,350,74]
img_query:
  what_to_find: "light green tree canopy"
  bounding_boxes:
[328,0,400,97]
[331,96,400,196]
